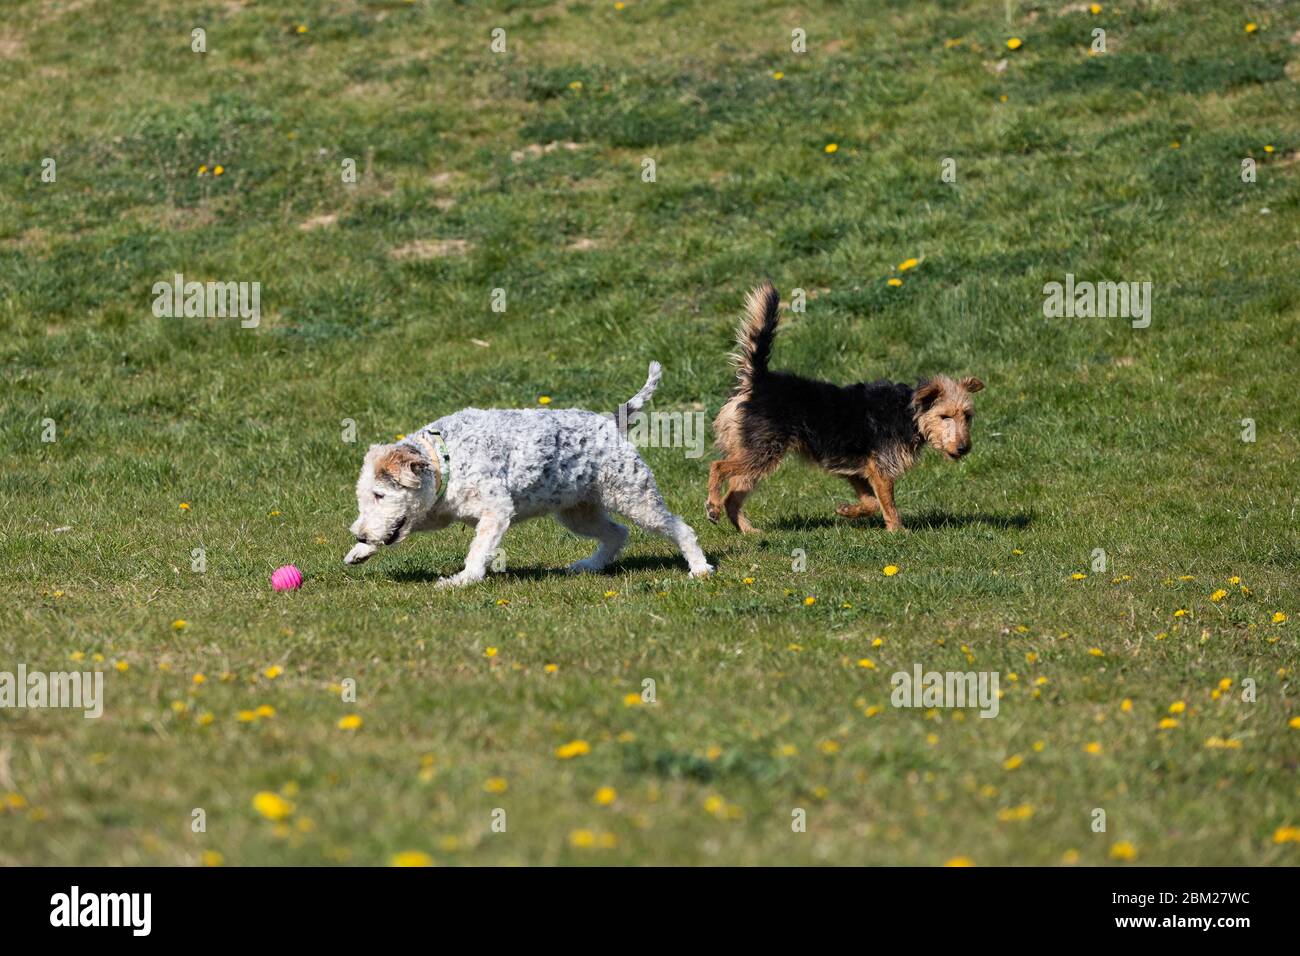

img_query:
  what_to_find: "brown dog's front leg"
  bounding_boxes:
[837,475,881,519]
[866,464,903,532]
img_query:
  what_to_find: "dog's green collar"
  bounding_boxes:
[409,430,451,503]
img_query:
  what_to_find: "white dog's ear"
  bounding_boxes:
[373,446,426,489]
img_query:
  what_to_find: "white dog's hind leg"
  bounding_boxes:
[557,504,629,573]
[611,494,713,578]
[437,512,511,588]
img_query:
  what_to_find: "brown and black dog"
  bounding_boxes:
[707,282,984,533]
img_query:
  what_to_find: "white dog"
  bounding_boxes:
[343,363,713,586]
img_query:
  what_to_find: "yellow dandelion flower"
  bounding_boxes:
[538,396,552,406]
[604,589,617,598]
[1121,698,1133,713]
[179,502,190,510]
[484,647,497,658]
[997,803,1034,822]
[172,619,188,631]
[114,661,129,673]
[252,791,293,821]
[555,739,591,759]
[254,705,275,719]
[1088,647,1104,657]
[543,663,558,673]
[944,856,976,867]
[824,143,838,153]
[1006,37,1022,50]
[263,665,283,679]
[296,24,309,34]
[1287,717,1300,730]
[594,786,617,806]
[887,278,903,288]
[569,829,597,848]
[201,850,224,867]
[1168,700,1186,714]
[1273,826,1300,844]
[705,745,723,760]
[337,714,363,730]
[213,165,224,176]
[1089,3,1102,13]
[898,258,919,271]
[883,565,899,576]
[391,851,433,867]
[818,740,840,755]
[196,712,214,726]
[1158,718,1179,730]
[1003,754,1023,770]
[1109,840,1137,860]
[804,596,816,605]
[236,710,257,723]
[1272,611,1287,624]
[1244,23,1257,34]
[1173,608,1187,618]
[857,658,876,669]
[484,777,508,793]
[1083,741,1102,755]
[568,81,583,91]
[192,673,206,685]
[1072,573,1087,581]
[772,71,784,80]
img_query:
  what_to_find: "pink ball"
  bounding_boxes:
[271,564,303,592]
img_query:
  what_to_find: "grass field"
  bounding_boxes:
[1,0,1298,866]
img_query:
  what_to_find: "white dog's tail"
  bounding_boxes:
[617,361,662,420]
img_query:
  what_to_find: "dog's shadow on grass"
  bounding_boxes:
[769,509,1034,532]
[384,553,690,583]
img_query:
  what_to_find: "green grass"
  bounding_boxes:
[1,0,1298,866]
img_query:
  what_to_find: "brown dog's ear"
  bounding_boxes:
[912,378,944,411]
[959,376,985,394]
[374,446,426,489]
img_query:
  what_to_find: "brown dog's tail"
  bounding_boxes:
[730,281,781,392]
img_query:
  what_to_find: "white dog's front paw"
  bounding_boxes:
[436,572,482,589]
[689,563,715,578]
[344,542,377,565]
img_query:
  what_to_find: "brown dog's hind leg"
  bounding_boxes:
[706,459,731,523]
[723,478,761,534]
[836,475,881,519]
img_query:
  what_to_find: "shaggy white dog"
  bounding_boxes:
[344,363,713,587]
